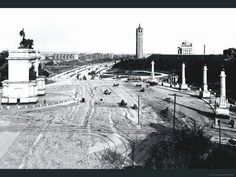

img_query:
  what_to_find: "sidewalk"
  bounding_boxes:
[213,118,236,133]
[202,97,236,132]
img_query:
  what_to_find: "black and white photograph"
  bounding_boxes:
[0,8,236,171]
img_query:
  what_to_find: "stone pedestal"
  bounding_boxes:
[1,49,40,104]
[215,97,229,117]
[37,76,46,95]
[1,80,38,103]
[215,107,229,117]
[200,91,211,98]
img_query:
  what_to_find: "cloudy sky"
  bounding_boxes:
[0,8,235,54]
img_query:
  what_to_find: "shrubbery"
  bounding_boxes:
[145,125,236,169]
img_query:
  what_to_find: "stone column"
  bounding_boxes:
[200,65,210,98]
[182,62,186,85]
[215,69,229,117]
[203,65,208,91]
[219,70,226,107]
[151,61,155,80]
[180,62,188,90]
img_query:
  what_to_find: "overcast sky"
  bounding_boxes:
[0,8,236,54]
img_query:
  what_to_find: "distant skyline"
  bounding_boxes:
[0,8,236,54]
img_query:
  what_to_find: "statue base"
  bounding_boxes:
[200,90,210,99]
[37,76,46,96]
[1,80,38,104]
[215,107,230,118]
[1,48,41,104]
[180,83,189,90]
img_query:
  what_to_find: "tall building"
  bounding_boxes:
[178,40,192,55]
[136,24,143,59]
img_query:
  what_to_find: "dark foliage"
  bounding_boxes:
[29,65,37,80]
[0,51,9,81]
[204,145,236,169]
[101,149,127,169]
[145,125,211,169]
[38,63,49,77]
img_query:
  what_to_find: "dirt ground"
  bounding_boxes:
[0,65,235,169]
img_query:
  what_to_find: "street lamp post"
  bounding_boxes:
[132,141,135,167]
[209,89,212,104]
[218,119,221,148]
[138,94,140,126]
[169,93,183,134]
[173,94,176,133]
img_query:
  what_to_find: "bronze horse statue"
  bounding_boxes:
[19,28,34,49]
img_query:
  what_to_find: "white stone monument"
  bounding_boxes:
[1,29,46,104]
[2,49,39,103]
[200,64,210,98]
[151,61,155,81]
[215,69,229,117]
[180,62,189,90]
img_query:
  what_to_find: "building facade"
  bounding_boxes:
[178,41,192,55]
[136,24,143,59]
[53,53,79,60]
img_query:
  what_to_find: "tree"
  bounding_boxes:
[29,65,37,80]
[145,125,211,169]
[100,149,129,169]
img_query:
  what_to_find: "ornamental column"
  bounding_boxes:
[215,69,229,117]
[200,64,210,98]
[151,61,155,81]
[180,62,188,90]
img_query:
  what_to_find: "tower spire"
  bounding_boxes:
[136,24,143,59]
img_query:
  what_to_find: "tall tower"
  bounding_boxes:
[136,24,143,59]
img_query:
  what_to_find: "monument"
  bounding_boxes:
[136,24,143,59]
[180,62,189,90]
[200,64,210,98]
[215,69,229,117]
[1,29,45,104]
[151,61,155,81]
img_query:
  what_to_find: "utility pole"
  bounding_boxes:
[173,94,176,134]
[169,93,183,135]
[138,95,140,126]
[218,119,221,148]
[132,141,135,167]
[209,89,212,104]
